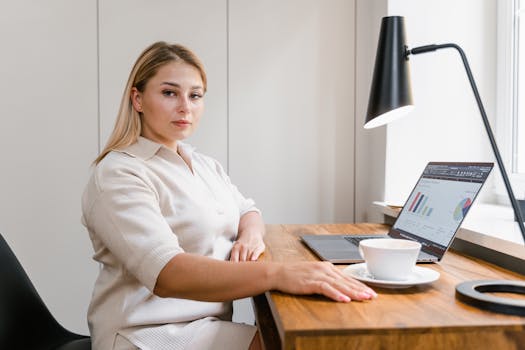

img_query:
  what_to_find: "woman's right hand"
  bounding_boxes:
[271,261,377,302]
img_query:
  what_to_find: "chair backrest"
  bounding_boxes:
[0,233,85,349]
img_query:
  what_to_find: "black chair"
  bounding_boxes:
[0,233,91,350]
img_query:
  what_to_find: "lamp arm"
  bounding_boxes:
[408,43,525,239]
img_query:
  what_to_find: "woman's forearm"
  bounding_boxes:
[154,252,277,301]
[237,211,265,239]
[153,252,378,303]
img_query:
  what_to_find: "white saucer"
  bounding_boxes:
[343,263,440,289]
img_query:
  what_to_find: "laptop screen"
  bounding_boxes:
[389,162,494,256]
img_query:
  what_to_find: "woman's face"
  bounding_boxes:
[131,61,205,149]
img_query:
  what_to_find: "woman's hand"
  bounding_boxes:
[272,261,377,302]
[231,211,265,262]
[230,232,266,262]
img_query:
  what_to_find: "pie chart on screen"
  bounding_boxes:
[453,198,472,221]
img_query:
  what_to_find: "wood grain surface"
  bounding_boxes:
[253,224,525,350]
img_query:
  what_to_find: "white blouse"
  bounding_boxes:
[81,136,259,350]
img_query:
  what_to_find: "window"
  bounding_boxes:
[515,0,525,173]
[496,0,525,199]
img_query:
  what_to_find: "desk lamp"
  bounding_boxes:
[366,16,525,316]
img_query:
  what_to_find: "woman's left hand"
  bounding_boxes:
[230,212,266,262]
[230,232,265,262]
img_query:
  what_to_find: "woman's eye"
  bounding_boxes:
[162,90,176,97]
[190,93,203,100]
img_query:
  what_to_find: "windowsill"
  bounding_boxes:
[372,201,525,263]
[460,203,525,260]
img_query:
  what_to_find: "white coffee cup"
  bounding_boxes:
[358,238,421,281]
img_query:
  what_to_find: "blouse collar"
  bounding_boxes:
[119,136,195,161]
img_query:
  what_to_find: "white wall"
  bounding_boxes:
[354,0,388,222]
[229,0,356,224]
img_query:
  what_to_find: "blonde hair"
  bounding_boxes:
[94,41,207,165]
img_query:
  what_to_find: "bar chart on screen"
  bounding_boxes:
[408,192,434,216]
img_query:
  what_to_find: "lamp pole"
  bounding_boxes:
[407,43,525,239]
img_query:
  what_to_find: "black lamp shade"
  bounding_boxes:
[365,16,414,129]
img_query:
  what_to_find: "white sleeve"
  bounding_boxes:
[213,160,261,217]
[82,164,183,292]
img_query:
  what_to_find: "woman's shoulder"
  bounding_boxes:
[91,150,150,189]
[96,150,144,173]
[81,151,140,214]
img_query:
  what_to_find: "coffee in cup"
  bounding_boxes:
[359,238,421,281]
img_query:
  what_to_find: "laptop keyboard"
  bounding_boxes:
[343,235,382,246]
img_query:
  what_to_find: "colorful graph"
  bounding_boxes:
[453,197,472,221]
[408,192,433,216]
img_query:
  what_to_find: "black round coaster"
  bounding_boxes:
[455,280,525,316]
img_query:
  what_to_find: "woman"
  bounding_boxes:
[82,41,377,350]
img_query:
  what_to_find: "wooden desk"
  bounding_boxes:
[252,224,525,350]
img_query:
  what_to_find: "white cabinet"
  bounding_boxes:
[229,0,356,223]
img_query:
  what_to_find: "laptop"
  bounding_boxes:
[301,162,494,263]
